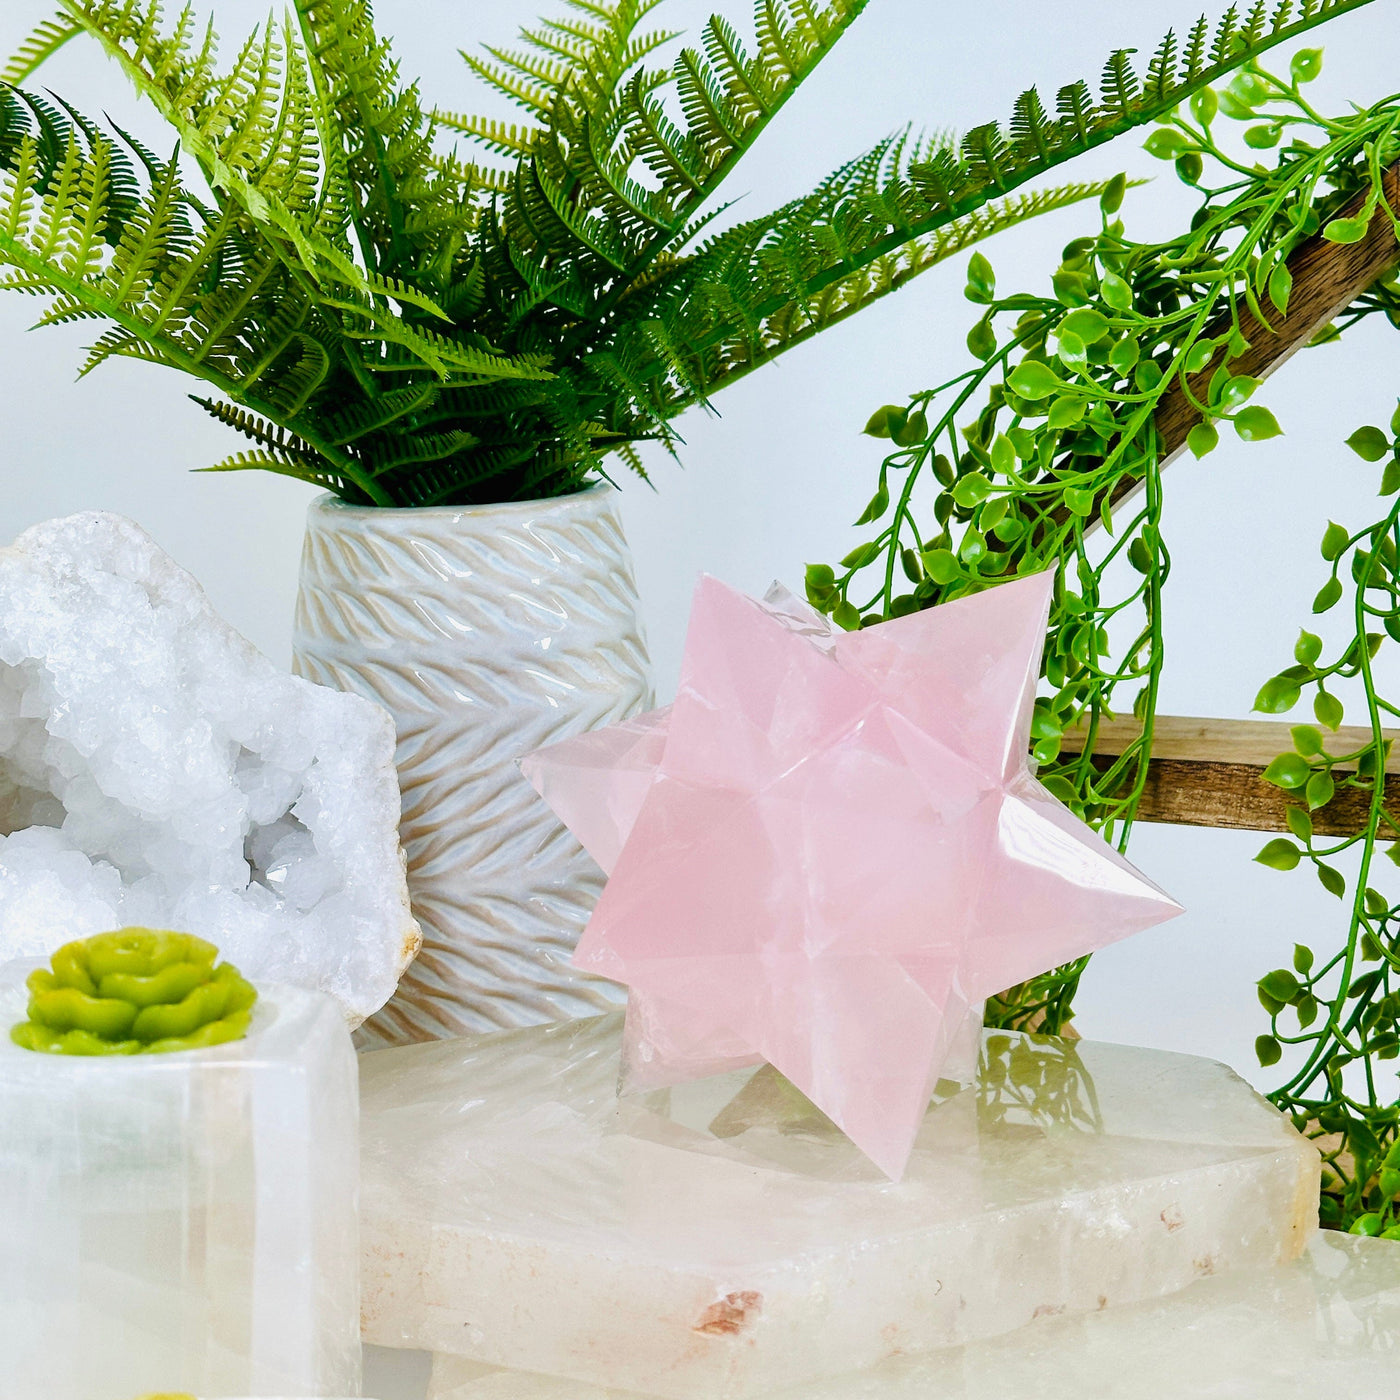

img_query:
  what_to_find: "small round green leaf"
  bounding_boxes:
[1321,522,1349,560]
[1060,308,1109,343]
[863,405,904,438]
[1007,361,1063,400]
[1234,405,1283,441]
[1220,375,1261,408]
[1324,214,1372,245]
[1255,838,1301,871]
[1189,87,1217,125]
[1268,262,1292,316]
[839,541,881,569]
[1291,724,1324,756]
[1056,329,1088,367]
[966,317,997,360]
[832,600,861,632]
[1244,124,1281,149]
[1100,271,1133,312]
[1294,630,1323,666]
[1099,173,1127,215]
[892,410,928,447]
[1108,335,1140,374]
[1347,426,1390,462]
[959,528,986,564]
[1184,340,1216,374]
[1175,152,1203,184]
[1255,1035,1282,1067]
[964,251,995,304]
[952,474,992,508]
[1315,690,1344,729]
[1350,1212,1384,1237]
[1293,943,1314,974]
[922,548,959,585]
[1317,862,1347,898]
[1047,397,1086,430]
[1143,128,1188,159]
[990,434,1015,474]
[1260,969,1301,1002]
[1052,269,1089,306]
[1186,422,1219,459]
[1063,487,1095,517]
[1285,805,1313,841]
[1305,769,1335,811]
[1313,577,1344,614]
[1263,753,1311,789]
[1254,677,1302,715]
[1135,360,1164,392]
[1291,48,1323,83]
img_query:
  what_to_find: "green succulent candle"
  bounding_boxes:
[10,928,258,1056]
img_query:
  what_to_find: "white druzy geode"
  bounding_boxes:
[0,511,420,1024]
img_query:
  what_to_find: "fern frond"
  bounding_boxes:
[319,384,438,444]
[433,110,540,158]
[2,19,82,88]
[198,446,347,493]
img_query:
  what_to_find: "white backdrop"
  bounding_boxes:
[2,0,1399,1113]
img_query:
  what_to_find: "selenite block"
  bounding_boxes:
[360,1014,1318,1400]
[0,967,360,1400]
[425,1232,1400,1400]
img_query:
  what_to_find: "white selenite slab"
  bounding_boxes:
[0,970,360,1400]
[359,1013,1319,1400]
[424,1232,1400,1399]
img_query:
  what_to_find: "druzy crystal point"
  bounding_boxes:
[424,1232,1400,1399]
[360,1016,1318,1400]
[0,512,419,1025]
[0,964,361,1400]
[523,573,1182,1177]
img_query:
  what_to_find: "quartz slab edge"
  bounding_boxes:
[361,1121,1318,1400]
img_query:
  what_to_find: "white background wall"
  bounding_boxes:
[2,8,1399,1389]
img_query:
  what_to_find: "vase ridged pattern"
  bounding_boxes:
[292,484,650,1047]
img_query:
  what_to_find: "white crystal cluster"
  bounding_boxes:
[0,512,419,1023]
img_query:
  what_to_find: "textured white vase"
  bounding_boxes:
[292,484,651,1046]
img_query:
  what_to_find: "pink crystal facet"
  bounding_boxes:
[522,572,1182,1179]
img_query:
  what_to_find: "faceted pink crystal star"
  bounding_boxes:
[523,571,1181,1179]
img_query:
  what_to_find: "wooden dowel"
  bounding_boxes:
[1059,714,1400,838]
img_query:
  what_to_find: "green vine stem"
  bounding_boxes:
[809,51,1400,1228]
[11,928,258,1056]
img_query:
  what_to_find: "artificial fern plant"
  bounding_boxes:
[0,0,1373,506]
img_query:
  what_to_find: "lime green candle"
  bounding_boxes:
[10,929,257,1055]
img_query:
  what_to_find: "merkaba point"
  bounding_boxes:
[524,571,1183,1179]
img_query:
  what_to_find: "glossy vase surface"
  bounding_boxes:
[292,484,650,1046]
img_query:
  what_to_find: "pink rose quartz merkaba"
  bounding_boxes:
[522,570,1182,1179]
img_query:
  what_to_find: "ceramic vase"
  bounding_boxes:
[292,484,651,1046]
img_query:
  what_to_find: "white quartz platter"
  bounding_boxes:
[360,1015,1319,1400]
[424,1232,1400,1399]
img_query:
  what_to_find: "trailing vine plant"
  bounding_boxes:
[807,45,1400,1231]
[0,0,1372,504]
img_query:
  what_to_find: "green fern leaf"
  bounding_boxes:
[2,19,81,88]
